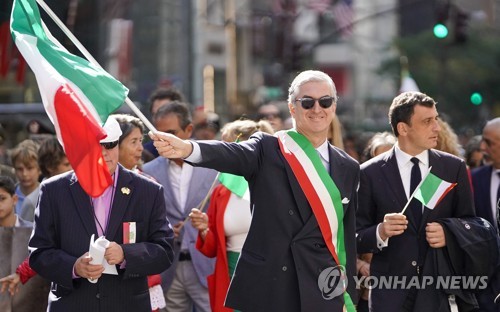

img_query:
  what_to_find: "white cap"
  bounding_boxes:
[100,116,122,143]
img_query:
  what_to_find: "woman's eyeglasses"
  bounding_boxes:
[295,96,335,110]
[100,140,119,150]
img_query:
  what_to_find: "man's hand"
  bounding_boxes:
[74,252,105,280]
[105,242,125,265]
[379,213,408,241]
[149,131,193,159]
[426,222,446,248]
[0,273,21,296]
[172,222,184,238]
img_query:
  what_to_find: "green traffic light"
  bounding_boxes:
[470,92,483,105]
[433,23,448,38]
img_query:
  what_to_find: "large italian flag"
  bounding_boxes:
[10,0,128,197]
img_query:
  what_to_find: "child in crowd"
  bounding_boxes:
[10,140,40,214]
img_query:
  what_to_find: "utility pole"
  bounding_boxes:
[225,0,238,115]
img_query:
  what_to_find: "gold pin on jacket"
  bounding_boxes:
[121,187,130,195]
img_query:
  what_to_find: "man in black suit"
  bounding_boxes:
[150,70,359,311]
[29,117,175,312]
[356,91,475,311]
[471,117,500,311]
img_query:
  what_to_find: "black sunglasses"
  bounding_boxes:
[295,96,335,109]
[100,140,119,150]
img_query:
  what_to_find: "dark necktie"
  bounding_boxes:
[496,172,500,232]
[410,157,422,226]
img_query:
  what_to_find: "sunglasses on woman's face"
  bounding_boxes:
[294,96,335,110]
[100,140,119,150]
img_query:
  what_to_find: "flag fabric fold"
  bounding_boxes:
[414,172,457,209]
[218,173,248,198]
[10,0,128,196]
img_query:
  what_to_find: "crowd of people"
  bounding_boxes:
[0,70,499,311]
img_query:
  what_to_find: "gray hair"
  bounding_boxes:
[287,70,338,104]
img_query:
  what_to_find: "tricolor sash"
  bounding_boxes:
[277,130,354,311]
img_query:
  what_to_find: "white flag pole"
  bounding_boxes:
[35,0,157,133]
[400,166,432,215]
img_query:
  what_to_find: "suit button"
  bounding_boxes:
[411,261,417,266]
[288,210,294,215]
[282,266,287,271]
[96,293,100,299]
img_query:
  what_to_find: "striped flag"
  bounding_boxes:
[10,0,128,197]
[332,0,353,38]
[414,172,457,209]
[218,173,248,198]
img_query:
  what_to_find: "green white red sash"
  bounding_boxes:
[277,130,354,310]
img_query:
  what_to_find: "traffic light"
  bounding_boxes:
[454,9,469,43]
[433,1,450,39]
[433,24,448,39]
[470,92,483,106]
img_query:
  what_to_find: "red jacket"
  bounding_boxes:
[196,185,234,312]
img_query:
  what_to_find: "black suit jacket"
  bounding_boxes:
[471,165,497,230]
[29,165,175,312]
[356,148,475,312]
[471,165,500,312]
[193,132,359,312]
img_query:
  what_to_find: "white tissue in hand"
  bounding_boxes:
[88,234,118,275]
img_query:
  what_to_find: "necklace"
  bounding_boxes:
[90,173,116,236]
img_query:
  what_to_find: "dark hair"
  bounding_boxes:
[149,88,184,114]
[0,176,16,195]
[153,101,192,130]
[38,136,67,177]
[388,91,437,137]
[111,114,146,144]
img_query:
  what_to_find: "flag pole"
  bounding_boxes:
[35,0,157,133]
[400,166,432,215]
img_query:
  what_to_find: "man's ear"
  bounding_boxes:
[397,122,408,136]
[185,123,194,137]
[288,102,295,117]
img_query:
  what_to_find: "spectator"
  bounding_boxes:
[10,140,41,214]
[189,119,273,312]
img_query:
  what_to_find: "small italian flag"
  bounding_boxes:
[414,172,457,209]
[10,0,128,196]
[218,173,249,199]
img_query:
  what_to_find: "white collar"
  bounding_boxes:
[394,143,428,167]
[316,140,330,163]
[15,215,20,227]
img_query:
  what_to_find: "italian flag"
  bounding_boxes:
[10,0,128,197]
[414,172,457,209]
[218,173,248,198]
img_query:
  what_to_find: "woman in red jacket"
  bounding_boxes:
[190,119,273,312]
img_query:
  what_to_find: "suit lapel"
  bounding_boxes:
[185,166,212,215]
[380,150,421,230]
[69,173,98,237]
[159,159,183,216]
[329,145,347,214]
[107,166,133,241]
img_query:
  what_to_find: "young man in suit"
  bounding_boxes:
[142,102,216,312]
[28,117,175,312]
[150,70,360,312]
[471,117,500,311]
[356,91,475,311]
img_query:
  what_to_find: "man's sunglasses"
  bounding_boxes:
[100,140,119,150]
[294,96,335,110]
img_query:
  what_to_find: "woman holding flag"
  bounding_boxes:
[189,119,273,312]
